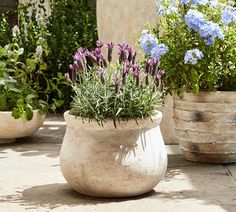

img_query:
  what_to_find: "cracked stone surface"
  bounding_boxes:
[0,114,236,212]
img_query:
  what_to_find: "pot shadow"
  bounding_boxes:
[0,114,66,158]
[0,183,158,210]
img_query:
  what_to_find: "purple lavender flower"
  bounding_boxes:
[65,73,72,84]
[127,46,136,63]
[118,42,128,63]
[96,41,104,48]
[85,51,97,65]
[99,67,106,84]
[113,76,122,94]
[152,59,159,76]
[132,64,141,87]
[146,58,153,74]
[132,51,137,64]
[106,42,115,63]
[69,63,78,82]
[122,66,129,84]
[155,69,165,88]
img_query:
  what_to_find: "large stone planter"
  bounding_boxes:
[0,110,45,144]
[60,111,167,198]
[174,92,236,163]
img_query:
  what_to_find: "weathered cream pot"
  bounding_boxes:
[0,110,45,144]
[174,92,236,163]
[60,111,167,198]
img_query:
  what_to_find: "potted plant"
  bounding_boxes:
[140,0,236,163]
[60,41,167,197]
[0,29,48,144]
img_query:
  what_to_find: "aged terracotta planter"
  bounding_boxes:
[174,92,236,163]
[60,111,167,198]
[0,110,45,144]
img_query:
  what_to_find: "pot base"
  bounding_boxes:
[0,138,16,144]
[182,150,236,164]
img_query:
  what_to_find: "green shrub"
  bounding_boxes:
[0,0,98,111]
[46,0,98,108]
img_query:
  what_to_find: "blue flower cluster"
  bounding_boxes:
[151,44,169,60]
[192,0,208,5]
[140,32,158,55]
[221,8,236,25]
[185,9,224,45]
[184,49,204,64]
[180,0,208,5]
[140,31,169,60]
[157,4,179,16]
[208,0,218,7]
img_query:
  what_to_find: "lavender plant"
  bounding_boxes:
[140,0,236,95]
[66,42,164,125]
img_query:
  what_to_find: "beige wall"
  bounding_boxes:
[97,0,177,144]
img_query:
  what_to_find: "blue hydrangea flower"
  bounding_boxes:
[221,8,236,25]
[199,21,224,45]
[185,9,224,45]
[185,9,206,32]
[204,37,215,45]
[184,49,204,65]
[208,0,218,7]
[150,44,169,60]
[157,6,165,15]
[140,33,158,55]
[166,5,179,15]
[192,0,208,5]
[180,0,190,4]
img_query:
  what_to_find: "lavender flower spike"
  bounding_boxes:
[96,41,104,48]
[99,67,106,84]
[113,76,122,94]
[132,64,141,88]
[127,46,135,63]
[122,66,129,84]
[118,42,128,63]
[106,42,115,63]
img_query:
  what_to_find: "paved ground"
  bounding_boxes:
[0,115,236,212]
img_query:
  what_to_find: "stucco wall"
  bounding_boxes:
[97,0,177,144]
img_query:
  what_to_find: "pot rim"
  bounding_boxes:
[0,109,41,115]
[64,110,162,130]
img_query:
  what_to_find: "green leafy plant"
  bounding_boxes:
[66,42,164,125]
[0,41,48,120]
[140,0,236,95]
[0,0,98,111]
[45,0,98,108]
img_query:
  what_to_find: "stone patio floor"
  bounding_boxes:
[0,114,236,212]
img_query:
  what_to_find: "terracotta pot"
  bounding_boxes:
[0,110,45,144]
[174,92,236,163]
[60,111,167,198]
